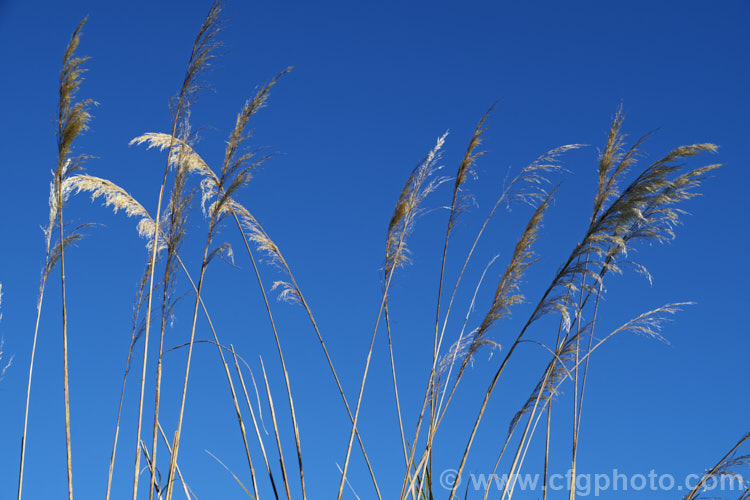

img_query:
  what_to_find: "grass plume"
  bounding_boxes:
[17,17,95,500]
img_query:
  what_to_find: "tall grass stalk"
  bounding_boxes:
[130,3,222,499]
[158,31,293,500]
[148,108,193,500]
[338,133,448,500]
[232,345,280,499]
[56,18,94,500]
[16,17,95,500]
[428,105,494,479]
[105,262,152,500]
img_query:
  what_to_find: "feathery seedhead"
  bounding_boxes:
[469,188,556,360]
[131,133,216,180]
[170,0,224,120]
[47,17,95,246]
[438,330,500,378]
[605,302,691,344]
[223,67,292,175]
[228,199,287,269]
[271,281,302,304]
[447,103,497,235]
[206,242,235,267]
[66,175,149,220]
[386,132,449,277]
[591,106,651,224]
[64,174,169,254]
[203,69,291,224]
[593,142,719,251]
[57,17,96,172]
[506,145,580,208]
[134,67,290,246]
[46,229,89,278]
[165,122,196,255]
[534,114,718,330]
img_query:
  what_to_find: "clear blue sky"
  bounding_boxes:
[0,0,748,498]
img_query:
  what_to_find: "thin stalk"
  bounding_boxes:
[132,129,170,500]
[57,193,73,500]
[106,349,132,499]
[448,188,648,499]
[133,3,222,496]
[259,357,292,500]
[159,245,260,500]
[506,390,552,500]
[336,252,402,500]
[405,256,498,500]
[405,189,557,500]
[149,333,165,500]
[158,423,193,500]
[240,233,304,500]
[106,268,150,500]
[400,166,542,499]
[135,132,380,495]
[150,152,191,500]
[503,303,684,498]
[182,269,260,500]
[149,260,174,500]
[500,368,553,500]
[541,289,576,500]
[385,305,409,469]
[482,341,576,500]
[684,432,750,500]
[139,440,162,500]
[542,405,551,500]
[17,250,54,500]
[434,255,500,427]
[575,290,600,434]
[357,133,449,500]
[568,257,590,500]
[163,231,212,500]
[446,245,578,499]
[232,346,280,500]
[48,17,96,500]
[569,283,602,500]
[229,208,381,499]
[427,106,495,481]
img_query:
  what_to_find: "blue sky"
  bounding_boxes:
[0,0,748,498]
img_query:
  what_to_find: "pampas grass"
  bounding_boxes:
[13,3,748,500]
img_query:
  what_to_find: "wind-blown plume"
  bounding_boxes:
[65,175,157,242]
[534,131,719,331]
[386,132,449,277]
[447,103,495,236]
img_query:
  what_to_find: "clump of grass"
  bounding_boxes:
[15,3,748,500]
